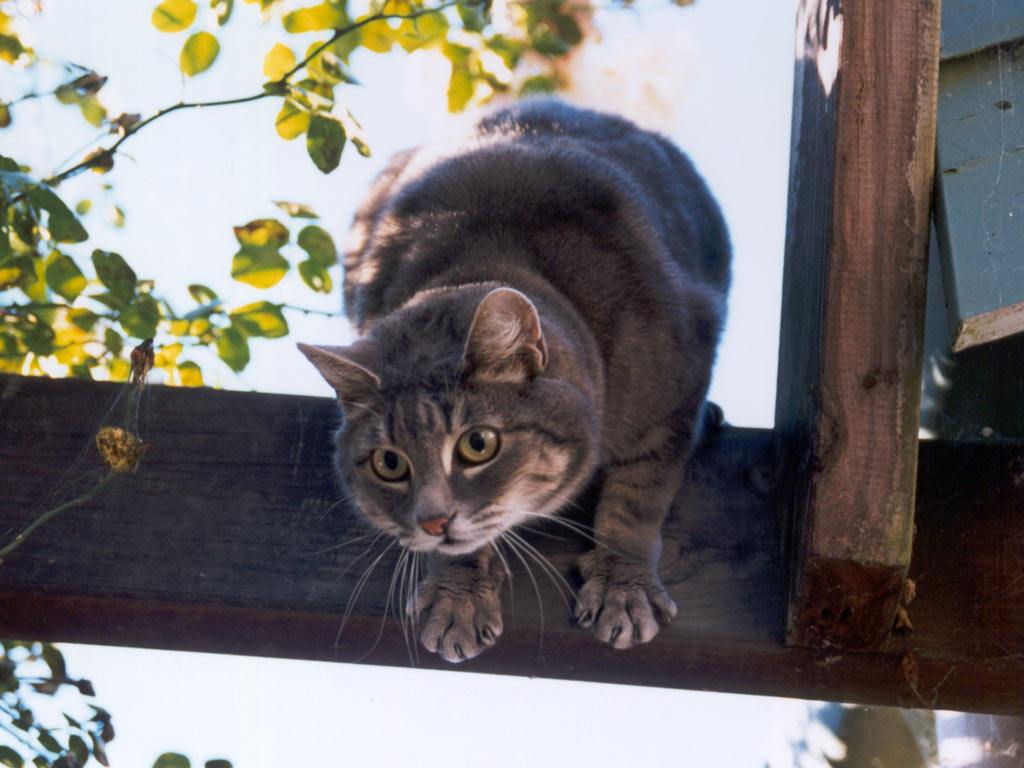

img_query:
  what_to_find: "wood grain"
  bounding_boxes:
[1,374,1022,713]
[776,0,941,649]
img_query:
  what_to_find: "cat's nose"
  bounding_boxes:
[418,516,450,536]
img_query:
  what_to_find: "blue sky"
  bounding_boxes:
[3,1,800,765]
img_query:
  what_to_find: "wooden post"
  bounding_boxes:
[777,0,941,649]
[2,374,1022,713]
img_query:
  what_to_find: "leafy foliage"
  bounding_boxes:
[0,0,662,384]
[0,642,113,768]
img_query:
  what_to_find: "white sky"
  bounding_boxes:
[3,1,800,765]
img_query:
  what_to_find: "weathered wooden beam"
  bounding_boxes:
[777,0,941,649]
[1,374,1022,713]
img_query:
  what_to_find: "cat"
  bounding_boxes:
[299,98,730,662]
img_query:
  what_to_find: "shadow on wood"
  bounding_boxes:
[0,374,1021,713]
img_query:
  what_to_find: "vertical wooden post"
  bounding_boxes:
[776,0,941,648]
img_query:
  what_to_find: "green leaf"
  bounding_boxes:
[205,762,233,768]
[306,45,357,85]
[41,645,67,679]
[340,108,370,157]
[67,736,88,767]
[68,308,101,332]
[519,74,555,96]
[44,253,87,301]
[37,732,60,755]
[229,301,289,338]
[231,246,288,288]
[0,33,27,65]
[531,28,570,56]
[275,100,310,140]
[24,186,89,243]
[283,3,348,33]
[233,219,288,248]
[212,0,234,25]
[230,219,290,288]
[216,325,249,371]
[180,31,220,76]
[552,13,582,45]
[298,259,332,293]
[297,224,337,266]
[78,96,107,127]
[75,199,91,215]
[447,65,473,112]
[0,746,24,768]
[263,42,295,80]
[92,250,137,303]
[118,295,161,339]
[152,0,197,32]
[306,113,345,173]
[457,2,487,32]
[273,201,319,219]
[104,328,124,357]
[188,283,219,303]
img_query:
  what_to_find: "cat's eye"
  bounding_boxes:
[456,427,500,464]
[371,448,410,481]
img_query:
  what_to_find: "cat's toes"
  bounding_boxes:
[574,552,676,649]
[412,581,503,663]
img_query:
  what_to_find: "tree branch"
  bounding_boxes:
[41,1,461,188]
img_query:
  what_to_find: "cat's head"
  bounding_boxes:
[300,287,599,555]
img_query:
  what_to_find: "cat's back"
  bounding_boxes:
[344,99,730,335]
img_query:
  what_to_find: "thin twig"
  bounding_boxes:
[39,1,460,188]
[0,472,114,561]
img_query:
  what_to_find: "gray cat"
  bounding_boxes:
[300,98,730,662]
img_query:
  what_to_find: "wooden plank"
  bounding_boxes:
[776,0,940,649]
[1,374,1022,714]
[934,44,1024,351]
[940,0,1024,60]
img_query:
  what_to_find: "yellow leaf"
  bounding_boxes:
[283,3,348,33]
[180,31,220,76]
[152,0,197,32]
[263,42,296,80]
[275,100,310,140]
[359,18,394,53]
[155,342,183,366]
[177,361,204,387]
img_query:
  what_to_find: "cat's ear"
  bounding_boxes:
[461,287,548,383]
[298,340,381,411]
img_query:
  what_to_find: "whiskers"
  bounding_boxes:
[330,531,424,666]
[516,510,628,558]
[496,527,577,657]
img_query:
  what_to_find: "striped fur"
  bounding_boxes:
[301,99,730,662]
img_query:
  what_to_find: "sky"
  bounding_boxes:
[2,0,801,765]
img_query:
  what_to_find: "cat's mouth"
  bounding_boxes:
[401,530,490,556]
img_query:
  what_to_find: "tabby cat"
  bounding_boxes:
[299,98,730,662]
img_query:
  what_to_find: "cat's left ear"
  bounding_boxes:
[297,339,381,412]
[462,287,548,383]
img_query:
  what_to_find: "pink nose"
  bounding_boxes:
[418,516,449,536]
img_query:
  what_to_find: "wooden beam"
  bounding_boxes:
[1,374,1022,714]
[776,0,940,649]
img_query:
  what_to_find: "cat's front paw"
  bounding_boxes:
[410,577,503,663]
[574,550,677,649]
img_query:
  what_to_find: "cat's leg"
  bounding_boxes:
[410,547,506,662]
[574,444,689,649]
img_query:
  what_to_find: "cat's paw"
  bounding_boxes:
[410,578,503,663]
[573,550,677,649]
